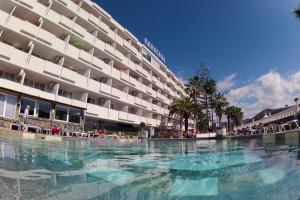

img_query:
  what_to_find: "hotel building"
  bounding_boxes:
[0,0,187,132]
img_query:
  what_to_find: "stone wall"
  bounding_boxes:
[0,115,82,132]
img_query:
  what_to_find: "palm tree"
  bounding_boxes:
[225,106,244,131]
[168,97,192,132]
[203,78,217,130]
[212,93,229,128]
[225,106,233,131]
[185,76,203,134]
[231,107,244,127]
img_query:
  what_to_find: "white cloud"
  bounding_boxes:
[226,70,300,119]
[178,76,188,85]
[217,74,236,91]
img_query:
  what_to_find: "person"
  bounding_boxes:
[23,105,30,124]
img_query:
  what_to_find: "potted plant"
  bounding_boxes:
[139,122,146,138]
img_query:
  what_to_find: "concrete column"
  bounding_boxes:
[93,30,98,43]
[18,69,26,85]
[6,6,16,24]
[26,41,34,64]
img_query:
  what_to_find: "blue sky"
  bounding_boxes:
[97,0,300,117]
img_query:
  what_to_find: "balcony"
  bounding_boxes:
[99,83,111,95]
[19,0,36,9]
[108,109,118,121]
[129,77,137,86]
[114,50,125,62]
[134,97,142,106]
[60,67,76,84]
[72,99,86,109]
[91,56,104,70]
[127,95,134,104]
[147,87,154,95]
[43,61,61,77]
[143,101,151,109]
[59,15,74,30]
[0,79,22,93]
[152,76,159,85]
[0,10,8,25]
[147,118,156,126]
[88,79,100,93]
[22,85,56,101]
[0,42,13,61]
[36,29,55,46]
[72,23,86,38]
[111,87,122,99]
[115,35,124,46]
[20,21,39,38]
[86,103,109,118]
[99,21,110,34]
[78,8,89,21]
[95,39,105,51]
[105,43,114,55]
[79,50,92,64]
[152,104,159,112]
[118,111,128,120]
[111,67,120,80]
[120,72,129,82]
[65,44,80,60]
[88,14,100,27]
[57,95,72,105]
[128,113,140,124]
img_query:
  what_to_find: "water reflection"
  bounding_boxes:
[0,133,299,199]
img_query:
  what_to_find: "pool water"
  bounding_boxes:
[1,133,300,200]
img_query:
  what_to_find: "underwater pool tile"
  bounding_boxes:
[169,177,218,197]
[258,166,285,185]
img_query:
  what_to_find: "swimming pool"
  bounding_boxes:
[0,133,300,200]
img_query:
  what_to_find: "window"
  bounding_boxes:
[55,106,68,121]
[69,109,80,123]
[55,106,81,124]
[4,95,17,118]
[20,98,35,116]
[36,102,51,119]
[24,79,45,91]
[0,94,5,116]
[0,93,17,118]
[58,89,72,98]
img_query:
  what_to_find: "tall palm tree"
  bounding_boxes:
[225,106,244,131]
[168,97,192,132]
[185,76,203,134]
[203,78,217,130]
[212,93,229,128]
[231,106,244,127]
[225,106,233,131]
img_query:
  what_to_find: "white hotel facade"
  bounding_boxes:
[0,0,187,131]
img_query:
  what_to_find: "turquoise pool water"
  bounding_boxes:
[1,133,300,200]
